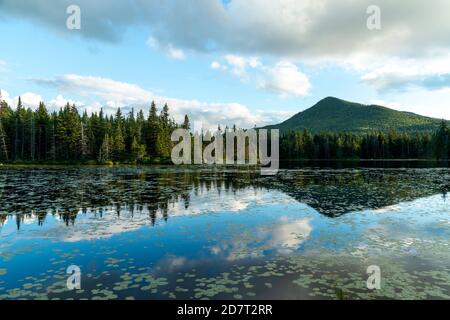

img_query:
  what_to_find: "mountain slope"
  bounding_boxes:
[265,97,448,133]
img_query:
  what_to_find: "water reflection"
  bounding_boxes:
[0,188,297,243]
[0,167,448,231]
[0,167,449,300]
[265,217,312,253]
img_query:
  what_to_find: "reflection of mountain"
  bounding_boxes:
[263,169,450,217]
[0,167,448,229]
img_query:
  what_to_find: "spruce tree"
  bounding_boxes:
[183,115,190,130]
[147,101,159,156]
[131,136,146,162]
[98,134,111,162]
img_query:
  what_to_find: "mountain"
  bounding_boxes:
[265,97,448,133]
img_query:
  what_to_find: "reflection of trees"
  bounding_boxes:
[0,167,448,229]
[0,168,265,229]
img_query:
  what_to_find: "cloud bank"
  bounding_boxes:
[2,1,450,106]
[211,56,311,97]
[2,1,449,57]
[3,74,293,129]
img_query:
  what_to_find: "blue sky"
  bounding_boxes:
[1,0,450,128]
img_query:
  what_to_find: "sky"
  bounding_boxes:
[0,0,450,129]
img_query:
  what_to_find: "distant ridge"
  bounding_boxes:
[265,97,448,133]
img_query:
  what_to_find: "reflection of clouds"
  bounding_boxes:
[371,205,401,213]
[209,217,313,261]
[155,255,188,272]
[57,211,151,242]
[2,189,296,243]
[209,241,265,262]
[353,194,450,258]
[349,244,370,259]
[266,217,312,253]
[171,187,295,216]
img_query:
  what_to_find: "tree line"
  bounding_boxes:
[0,96,449,163]
[280,123,450,160]
[0,97,190,163]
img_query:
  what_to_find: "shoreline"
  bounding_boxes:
[0,158,448,169]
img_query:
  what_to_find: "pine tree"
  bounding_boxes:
[131,136,146,162]
[48,113,57,161]
[136,110,145,144]
[80,117,89,159]
[434,121,449,160]
[112,121,125,160]
[162,103,169,127]
[183,115,190,130]
[147,101,159,156]
[14,97,24,160]
[36,102,49,160]
[0,96,10,161]
[29,110,35,161]
[98,134,112,162]
[0,119,8,161]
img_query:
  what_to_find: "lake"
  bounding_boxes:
[0,166,449,300]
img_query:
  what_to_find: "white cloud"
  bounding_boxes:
[210,61,227,71]
[2,1,450,92]
[5,0,447,59]
[370,88,450,120]
[0,88,12,105]
[14,92,42,109]
[147,36,185,60]
[48,94,85,109]
[2,90,82,111]
[259,61,311,97]
[33,74,153,106]
[211,55,262,81]
[347,53,450,92]
[30,74,292,129]
[1,89,43,109]
[212,56,311,97]
[224,55,261,80]
[369,99,402,110]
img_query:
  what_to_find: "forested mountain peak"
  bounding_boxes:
[266,97,448,133]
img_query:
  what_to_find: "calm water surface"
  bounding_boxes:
[0,166,449,300]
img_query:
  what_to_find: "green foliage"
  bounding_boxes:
[0,95,448,163]
[280,129,446,160]
[98,134,112,162]
[112,115,125,160]
[271,97,450,160]
[183,115,190,130]
[267,97,449,134]
[434,121,450,160]
[131,136,146,162]
[0,97,189,164]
